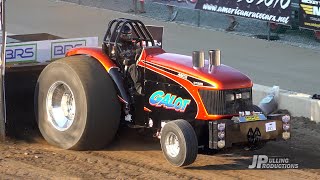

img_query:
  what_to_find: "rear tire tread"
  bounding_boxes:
[36,55,120,150]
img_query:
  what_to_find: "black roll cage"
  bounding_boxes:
[103,18,155,68]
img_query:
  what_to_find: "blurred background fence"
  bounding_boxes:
[60,0,320,50]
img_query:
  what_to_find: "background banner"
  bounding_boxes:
[152,0,198,9]
[0,37,98,63]
[299,0,320,30]
[153,0,292,24]
[195,0,292,24]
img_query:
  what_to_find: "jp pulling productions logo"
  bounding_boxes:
[248,155,299,169]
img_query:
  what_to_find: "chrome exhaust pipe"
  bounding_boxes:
[208,49,221,72]
[192,51,205,69]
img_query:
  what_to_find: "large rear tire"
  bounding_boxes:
[160,120,198,167]
[35,55,120,150]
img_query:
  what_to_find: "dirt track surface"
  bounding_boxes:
[0,116,320,179]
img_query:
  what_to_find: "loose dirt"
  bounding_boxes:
[1,116,320,179]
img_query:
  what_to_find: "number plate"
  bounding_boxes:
[238,114,267,122]
[265,122,276,132]
[245,115,260,121]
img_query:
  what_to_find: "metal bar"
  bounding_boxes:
[197,10,200,27]
[103,19,118,42]
[208,121,213,149]
[209,121,218,149]
[136,20,155,46]
[268,21,271,41]
[133,0,138,14]
[0,0,6,141]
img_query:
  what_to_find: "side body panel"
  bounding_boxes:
[138,47,253,121]
[144,70,197,123]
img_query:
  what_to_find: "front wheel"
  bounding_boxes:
[160,120,198,167]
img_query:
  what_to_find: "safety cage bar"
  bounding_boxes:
[103,18,155,51]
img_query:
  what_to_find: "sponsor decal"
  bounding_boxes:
[149,90,191,112]
[301,4,320,16]
[153,0,291,23]
[195,0,291,24]
[178,72,188,80]
[51,40,86,59]
[249,155,299,169]
[238,111,267,122]
[193,81,203,86]
[6,44,37,62]
[300,0,320,30]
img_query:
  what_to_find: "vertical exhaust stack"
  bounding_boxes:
[192,51,205,69]
[208,49,221,72]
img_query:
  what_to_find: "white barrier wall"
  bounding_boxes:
[253,84,320,122]
[3,37,98,63]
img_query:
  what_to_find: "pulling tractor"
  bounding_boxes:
[1,17,291,166]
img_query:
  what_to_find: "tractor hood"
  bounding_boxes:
[144,53,253,89]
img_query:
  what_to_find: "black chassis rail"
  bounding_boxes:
[208,114,286,149]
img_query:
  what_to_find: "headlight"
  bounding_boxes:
[242,92,251,99]
[226,94,235,101]
[218,140,226,148]
[217,123,226,131]
[235,93,242,99]
[283,124,290,131]
[218,131,225,139]
[282,132,290,140]
[282,115,290,123]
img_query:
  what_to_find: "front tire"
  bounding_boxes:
[160,120,198,167]
[35,55,121,150]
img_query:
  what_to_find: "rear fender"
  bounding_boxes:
[66,47,130,105]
